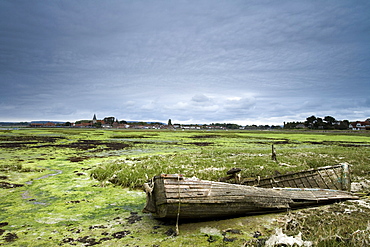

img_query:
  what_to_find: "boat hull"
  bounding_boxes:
[143,174,358,219]
[241,164,351,191]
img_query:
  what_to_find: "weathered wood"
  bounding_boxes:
[241,164,351,191]
[143,173,358,219]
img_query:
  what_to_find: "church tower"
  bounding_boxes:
[92,114,97,124]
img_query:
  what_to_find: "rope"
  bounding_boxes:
[143,177,154,195]
[175,174,181,236]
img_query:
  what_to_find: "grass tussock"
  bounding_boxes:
[90,144,370,188]
[281,200,370,246]
[0,163,44,173]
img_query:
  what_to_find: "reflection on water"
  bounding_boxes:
[25,169,62,185]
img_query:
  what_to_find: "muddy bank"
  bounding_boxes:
[0,181,24,189]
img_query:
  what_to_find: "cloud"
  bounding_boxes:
[0,1,369,124]
[191,94,211,103]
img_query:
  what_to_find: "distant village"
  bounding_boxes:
[26,115,244,130]
[1,114,369,131]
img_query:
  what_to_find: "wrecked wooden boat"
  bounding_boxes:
[143,174,358,219]
[240,163,351,191]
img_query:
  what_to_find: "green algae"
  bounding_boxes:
[0,128,369,246]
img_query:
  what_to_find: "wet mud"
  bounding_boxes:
[0,181,24,189]
[185,142,214,146]
[36,140,132,151]
[0,135,132,151]
[3,233,18,242]
[59,212,140,246]
[191,135,221,139]
[305,140,370,147]
[0,136,64,148]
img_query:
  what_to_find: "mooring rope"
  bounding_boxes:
[175,174,181,236]
[143,177,154,195]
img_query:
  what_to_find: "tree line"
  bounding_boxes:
[284,116,350,130]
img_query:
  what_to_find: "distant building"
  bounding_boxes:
[73,122,92,127]
[29,122,56,127]
[29,123,44,128]
[349,120,370,130]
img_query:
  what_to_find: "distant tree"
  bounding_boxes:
[284,121,304,129]
[315,117,324,129]
[324,116,336,125]
[324,116,336,129]
[210,123,241,129]
[305,115,317,128]
[168,119,172,126]
[225,123,241,129]
[335,120,350,130]
[288,116,352,130]
[119,120,127,124]
[64,122,72,126]
[103,117,115,125]
[93,122,102,128]
[75,120,91,124]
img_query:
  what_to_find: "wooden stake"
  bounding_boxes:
[271,144,277,162]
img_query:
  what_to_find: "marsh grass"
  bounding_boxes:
[90,143,370,188]
[1,128,369,246]
[282,200,370,246]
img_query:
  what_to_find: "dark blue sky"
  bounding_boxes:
[1,0,369,125]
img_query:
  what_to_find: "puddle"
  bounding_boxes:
[22,169,63,205]
[21,191,48,205]
[26,169,62,185]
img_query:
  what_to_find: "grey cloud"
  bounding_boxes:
[0,1,369,124]
[191,94,211,103]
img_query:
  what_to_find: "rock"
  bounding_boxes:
[75,172,86,176]
[0,222,8,227]
[62,237,74,243]
[207,235,218,243]
[99,237,111,242]
[126,212,142,224]
[224,229,241,234]
[0,181,24,189]
[351,179,370,192]
[223,237,237,242]
[253,231,262,238]
[112,230,130,239]
[165,228,176,236]
[265,228,312,247]
[76,236,99,246]
[89,225,107,229]
[227,168,242,175]
[4,232,18,242]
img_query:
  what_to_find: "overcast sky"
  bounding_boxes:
[1,1,369,125]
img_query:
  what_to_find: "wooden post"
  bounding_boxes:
[341,163,351,192]
[271,145,277,162]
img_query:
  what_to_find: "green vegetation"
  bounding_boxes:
[0,128,369,246]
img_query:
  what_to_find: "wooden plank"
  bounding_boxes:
[241,164,346,190]
[165,197,292,206]
[147,169,358,219]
